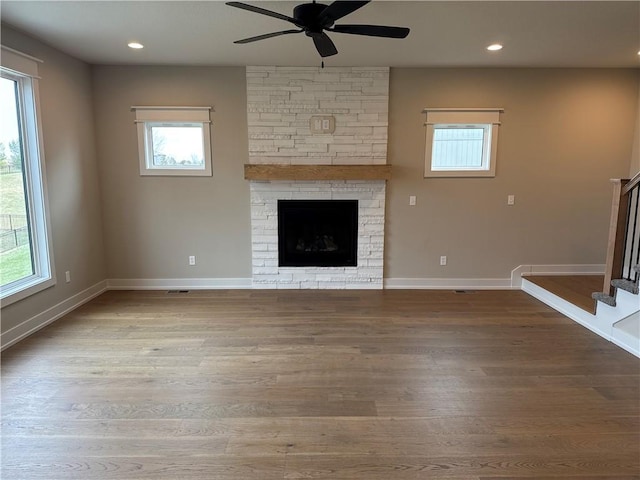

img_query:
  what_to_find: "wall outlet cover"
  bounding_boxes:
[310,115,335,134]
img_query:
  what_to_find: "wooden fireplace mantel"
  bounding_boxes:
[244,164,392,181]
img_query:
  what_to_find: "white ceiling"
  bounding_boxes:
[2,1,639,67]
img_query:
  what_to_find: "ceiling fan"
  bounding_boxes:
[226,0,410,58]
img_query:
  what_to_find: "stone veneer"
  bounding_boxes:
[246,66,389,289]
[247,66,389,165]
[250,180,386,289]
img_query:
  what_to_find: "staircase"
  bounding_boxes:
[591,172,640,357]
[522,273,640,357]
[592,265,640,306]
[523,173,640,358]
[590,265,640,357]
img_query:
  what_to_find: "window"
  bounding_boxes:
[133,106,212,176]
[1,46,55,306]
[424,108,502,178]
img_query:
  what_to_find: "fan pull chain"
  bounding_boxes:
[321,60,324,69]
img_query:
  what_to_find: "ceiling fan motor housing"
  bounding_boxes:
[295,2,333,35]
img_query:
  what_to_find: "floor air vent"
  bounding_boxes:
[454,290,476,294]
[167,290,190,294]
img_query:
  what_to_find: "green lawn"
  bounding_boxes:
[0,172,27,215]
[0,172,32,285]
[0,244,32,285]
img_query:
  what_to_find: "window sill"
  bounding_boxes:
[1,276,56,308]
[425,169,496,178]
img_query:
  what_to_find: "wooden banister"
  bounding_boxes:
[622,170,640,195]
[603,178,630,295]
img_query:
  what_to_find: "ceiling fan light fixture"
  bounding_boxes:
[128,42,144,49]
[487,43,503,51]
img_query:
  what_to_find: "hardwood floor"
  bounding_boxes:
[524,275,604,313]
[2,289,639,479]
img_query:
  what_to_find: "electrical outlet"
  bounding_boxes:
[65,271,71,283]
[409,195,416,206]
[440,256,447,266]
[189,255,196,266]
[507,194,515,206]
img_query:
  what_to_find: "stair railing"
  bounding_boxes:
[603,171,640,295]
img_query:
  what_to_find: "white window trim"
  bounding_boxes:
[1,46,56,307]
[424,108,503,178]
[132,106,213,177]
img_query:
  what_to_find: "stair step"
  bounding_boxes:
[591,292,616,306]
[611,278,639,294]
[612,311,640,357]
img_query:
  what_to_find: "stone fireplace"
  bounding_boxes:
[245,66,389,289]
[250,180,385,289]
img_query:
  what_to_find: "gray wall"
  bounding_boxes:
[386,68,639,279]
[1,25,106,333]
[92,66,251,280]
[92,66,638,283]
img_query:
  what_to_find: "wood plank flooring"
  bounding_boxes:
[2,289,639,479]
[524,275,604,313]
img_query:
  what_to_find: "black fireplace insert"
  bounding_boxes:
[278,200,358,267]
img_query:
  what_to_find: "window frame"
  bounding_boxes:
[0,46,56,307]
[424,108,503,178]
[132,106,213,177]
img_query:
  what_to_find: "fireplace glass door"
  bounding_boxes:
[278,200,358,267]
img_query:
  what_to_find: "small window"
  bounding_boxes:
[132,106,212,176]
[424,109,502,178]
[1,47,56,306]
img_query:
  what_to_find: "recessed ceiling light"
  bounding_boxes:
[128,42,144,49]
[487,44,503,52]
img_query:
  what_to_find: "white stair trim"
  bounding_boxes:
[522,277,640,358]
[611,312,640,357]
[521,278,611,340]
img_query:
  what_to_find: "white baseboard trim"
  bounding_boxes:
[1,280,108,351]
[384,277,513,290]
[511,264,605,288]
[107,278,253,290]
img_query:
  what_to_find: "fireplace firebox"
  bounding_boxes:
[278,200,358,267]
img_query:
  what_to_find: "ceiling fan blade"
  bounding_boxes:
[318,1,370,26]
[331,24,410,39]
[234,29,303,44]
[312,32,338,58]
[226,2,303,27]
